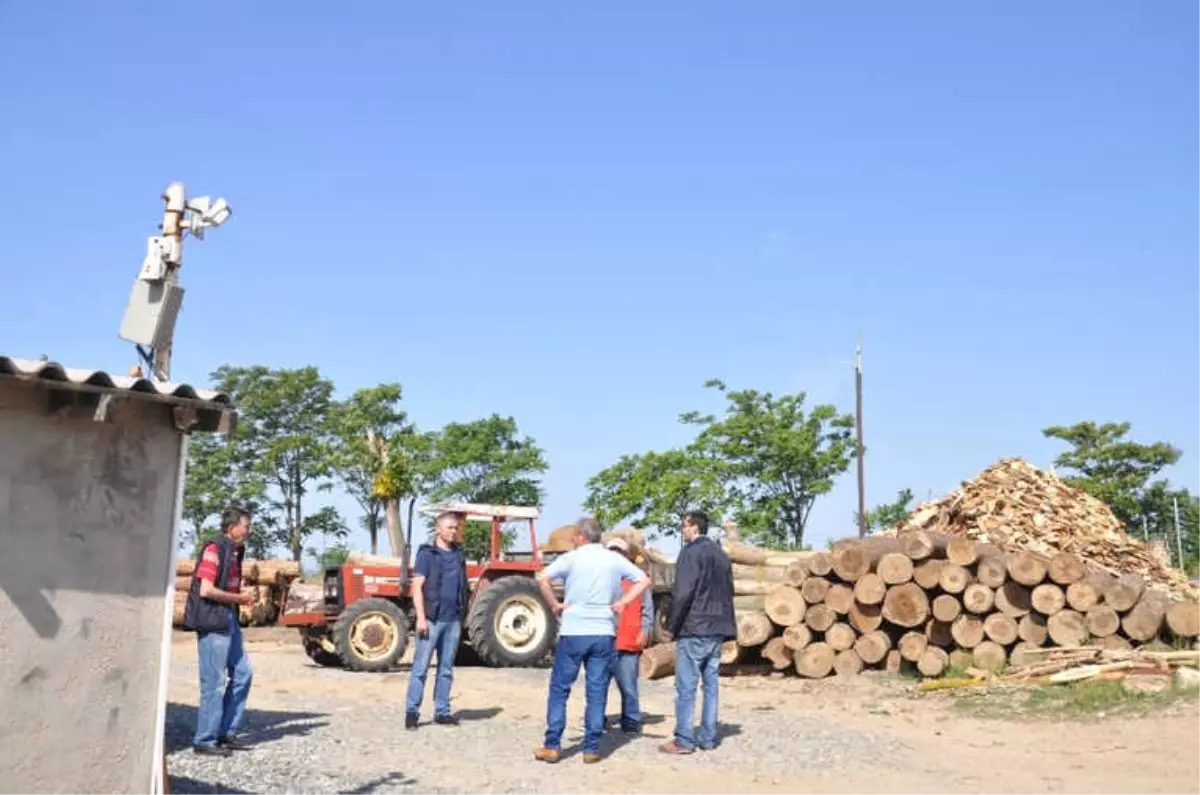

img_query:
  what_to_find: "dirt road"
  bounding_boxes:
[166,629,1199,794]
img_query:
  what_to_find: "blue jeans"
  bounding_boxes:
[608,651,642,731]
[405,619,461,717]
[674,636,722,750]
[194,608,253,748]
[544,635,613,754]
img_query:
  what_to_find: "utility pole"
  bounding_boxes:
[1142,515,1149,542]
[1173,496,1184,570]
[855,337,866,538]
[119,182,232,382]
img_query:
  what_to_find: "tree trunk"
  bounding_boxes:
[1085,605,1120,638]
[853,630,891,665]
[825,622,857,652]
[640,643,675,679]
[849,600,884,633]
[972,641,1007,672]
[764,586,806,627]
[831,537,904,583]
[1031,583,1066,616]
[950,614,985,648]
[913,559,946,590]
[983,613,1018,645]
[1018,613,1048,646]
[975,555,1008,589]
[877,553,914,586]
[1122,594,1168,642]
[366,512,379,556]
[384,497,404,559]
[938,564,971,594]
[963,584,995,615]
[1166,600,1200,639]
[805,604,837,633]
[736,612,774,647]
[783,623,813,651]
[882,583,929,628]
[795,642,836,678]
[994,582,1032,618]
[853,573,887,606]
[800,577,831,604]
[834,649,864,677]
[932,594,962,623]
[900,530,951,561]
[732,563,787,582]
[824,584,855,615]
[898,631,928,662]
[1046,610,1089,648]
[1047,552,1085,585]
[917,646,949,677]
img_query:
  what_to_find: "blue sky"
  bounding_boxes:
[2,2,1196,559]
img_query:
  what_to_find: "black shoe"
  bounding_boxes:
[620,725,642,735]
[434,714,459,726]
[405,713,419,730]
[218,736,251,750]
[193,744,231,757]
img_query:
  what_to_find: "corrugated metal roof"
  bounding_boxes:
[0,356,231,406]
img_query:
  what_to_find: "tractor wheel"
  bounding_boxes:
[467,576,557,667]
[332,598,409,672]
[300,628,342,668]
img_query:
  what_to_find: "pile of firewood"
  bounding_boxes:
[640,533,1200,680]
[173,559,302,628]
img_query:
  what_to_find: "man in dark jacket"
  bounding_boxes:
[404,511,469,729]
[184,506,256,756]
[660,511,736,755]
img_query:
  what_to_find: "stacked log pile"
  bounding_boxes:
[173,559,302,628]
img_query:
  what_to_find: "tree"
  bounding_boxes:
[584,447,730,538]
[1043,421,1182,526]
[306,542,352,571]
[209,365,342,564]
[682,380,856,549]
[858,488,915,535]
[422,415,548,560]
[182,415,274,556]
[329,384,417,555]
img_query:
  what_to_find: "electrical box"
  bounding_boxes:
[118,280,184,349]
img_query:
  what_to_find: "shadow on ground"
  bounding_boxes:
[164,702,329,753]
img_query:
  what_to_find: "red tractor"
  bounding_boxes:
[281,503,563,671]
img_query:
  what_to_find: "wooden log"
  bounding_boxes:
[801,577,831,604]
[1166,601,1200,639]
[721,542,769,565]
[948,649,973,670]
[255,560,301,585]
[1009,642,1042,667]
[783,560,809,587]
[975,555,1008,589]
[983,613,1019,645]
[641,643,675,679]
[1122,593,1169,642]
[878,553,914,585]
[720,641,743,665]
[994,582,1032,618]
[783,623,813,651]
[912,559,946,590]
[1104,574,1145,613]
[946,537,979,567]
[938,564,971,595]
[733,595,767,612]
[1065,580,1101,613]
[174,574,193,592]
[951,614,985,648]
[1100,634,1132,651]
[834,649,865,677]
[762,637,793,670]
[853,573,887,606]
[882,583,930,628]
[849,601,884,633]
[764,586,807,627]
[737,612,774,647]
[853,630,891,665]
[972,640,1007,672]
[885,649,903,675]
[795,642,836,678]
[1085,605,1120,638]
[900,530,950,561]
[732,563,787,583]
[831,537,904,583]
[1031,583,1066,616]
[807,551,833,577]
[898,631,928,662]
[805,604,837,633]
[917,646,949,677]
[1006,552,1046,587]
[1047,609,1089,648]
[176,559,197,577]
[962,584,994,615]
[825,622,857,652]
[1018,613,1048,646]
[1047,552,1085,585]
[824,584,855,615]
[932,594,962,623]
[924,619,954,648]
[172,603,186,625]
[733,580,776,597]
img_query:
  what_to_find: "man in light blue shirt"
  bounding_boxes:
[532,517,649,765]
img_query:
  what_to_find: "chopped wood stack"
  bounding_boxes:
[172,558,302,628]
[687,532,1199,681]
[883,457,1197,601]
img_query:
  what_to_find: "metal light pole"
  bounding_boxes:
[855,338,866,538]
[1173,496,1184,570]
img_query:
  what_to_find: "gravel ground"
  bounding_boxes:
[166,634,906,794]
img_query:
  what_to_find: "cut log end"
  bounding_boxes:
[932,594,962,623]
[795,642,836,679]
[946,537,979,567]
[1084,605,1120,638]
[641,643,675,680]
[962,584,995,615]
[849,601,884,633]
[913,559,946,590]
[1166,600,1200,639]
[853,573,887,606]
[736,612,774,647]
[805,604,837,633]
[825,622,858,652]
[917,646,950,677]
[898,631,928,662]
[1065,581,1101,613]
[1046,609,1089,648]
[982,613,1019,646]
[995,582,1032,618]
[1047,552,1085,585]
[950,614,985,649]
[801,577,832,605]
[975,556,1008,589]
[938,564,971,595]
[882,583,930,629]
[1031,583,1066,616]
[972,640,1007,672]
[877,552,915,585]
[833,649,864,678]
[807,551,833,577]
[853,630,891,665]
[762,637,793,671]
[1017,613,1048,646]
[783,623,813,651]
[1007,552,1047,587]
[764,585,807,628]
[824,584,855,615]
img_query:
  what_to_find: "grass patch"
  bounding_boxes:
[949,679,1199,721]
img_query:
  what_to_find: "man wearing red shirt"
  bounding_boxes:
[604,538,654,734]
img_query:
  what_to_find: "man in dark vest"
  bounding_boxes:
[404,511,469,729]
[183,506,256,756]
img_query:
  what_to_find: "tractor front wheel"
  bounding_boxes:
[300,628,342,668]
[467,577,557,667]
[332,598,410,672]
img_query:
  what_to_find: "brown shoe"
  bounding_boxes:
[582,753,602,764]
[532,747,561,764]
[659,741,695,755]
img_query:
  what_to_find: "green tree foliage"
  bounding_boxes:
[583,448,730,539]
[422,415,548,560]
[306,542,352,571]
[858,488,915,534]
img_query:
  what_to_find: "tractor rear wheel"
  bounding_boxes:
[467,576,557,667]
[332,598,409,672]
[300,628,342,668]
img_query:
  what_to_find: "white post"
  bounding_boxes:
[1142,515,1149,542]
[1173,496,1184,570]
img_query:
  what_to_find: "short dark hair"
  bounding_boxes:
[221,506,251,533]
[575,517,604,543]
[683,511,709,535]
[436,511,463,526]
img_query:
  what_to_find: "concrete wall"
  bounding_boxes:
[0,381,182,794]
